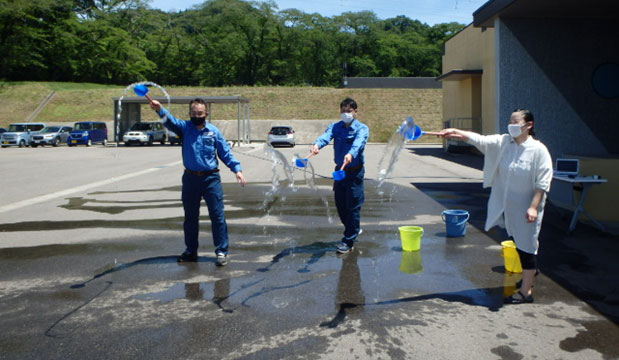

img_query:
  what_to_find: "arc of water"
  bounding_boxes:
[261,144,297,214]
[298,153,334,224]
[376,117,412,193]
[116,81,171,145]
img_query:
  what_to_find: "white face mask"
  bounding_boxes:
[508,124,523,138]
[341,112,355,124]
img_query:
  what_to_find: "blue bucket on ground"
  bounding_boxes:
[441,210,469,237]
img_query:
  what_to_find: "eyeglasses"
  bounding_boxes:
[189,112,206,117]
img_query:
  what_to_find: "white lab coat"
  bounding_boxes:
[467,133,553,254]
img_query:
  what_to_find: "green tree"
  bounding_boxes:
[73,19,156,83]
[0,0,466,85]
[0,0,60,80]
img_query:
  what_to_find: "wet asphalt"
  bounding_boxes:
[0,143,617,359]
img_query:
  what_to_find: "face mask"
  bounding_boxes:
[191,117,206,126]
[341,112,355,124]
[508,124,522,138]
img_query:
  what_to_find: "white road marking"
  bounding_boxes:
[0,160,182,214]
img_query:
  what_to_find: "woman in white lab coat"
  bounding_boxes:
[440,109,553,304]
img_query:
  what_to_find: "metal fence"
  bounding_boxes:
[442,117,481,152]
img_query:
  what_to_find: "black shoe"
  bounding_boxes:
[215,253,229,266]
[177,251,198,263]
[504,291,534,304]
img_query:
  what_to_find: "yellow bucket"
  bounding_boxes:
[399,226,423,252]
[503,272,520,297]
[500,240,522,273]
[399,251,423,274]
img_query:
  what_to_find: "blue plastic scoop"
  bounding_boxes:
[294,153,314,168]
[333,170,345,181]
[134,84,154,103]
[134,84,148,96]
[400,116,440,140]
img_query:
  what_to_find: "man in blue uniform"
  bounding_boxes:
[310,98,369,254]
[150,98,246,265]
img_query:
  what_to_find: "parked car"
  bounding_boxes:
[68,121,107,146]
[123,122,167,146]
[1,123,46,148]
[0,128,6,134]
[267,126,295,147]
[168,129,182,145]
[30,126,72,147]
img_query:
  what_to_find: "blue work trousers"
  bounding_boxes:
[182,172,228,255]
[333,167,365,246]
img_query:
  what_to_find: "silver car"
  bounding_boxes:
[267,126,295,147]
[1,123,46,148]
[123,122,167,146]
[168,129,182,145]
[30,126,73,147]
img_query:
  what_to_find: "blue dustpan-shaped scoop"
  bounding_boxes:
[406,124,440,140]
[134,84,149,96]
[400,116,440,141]
[412,124,433,140]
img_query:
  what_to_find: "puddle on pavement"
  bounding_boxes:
[256,241,340,273]
[136,280,225,303]
[0,180,409,233]
[559,320,619,359]
[0,242,146,260]
[135,275,315,314]
[1,174,521,332]
[60,197,182,215]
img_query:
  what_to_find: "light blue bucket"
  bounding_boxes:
[441,210,469,237]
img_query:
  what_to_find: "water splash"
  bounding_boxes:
[260,145,334,224]
[116,81,171,145]
[376,116,415,195]
[295,153,334,224]
[261,144,297,215]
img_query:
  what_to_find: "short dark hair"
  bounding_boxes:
[513,108,535,137]
[189,98,207,109]
[340,97,358,110]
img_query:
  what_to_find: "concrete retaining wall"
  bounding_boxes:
[212,119,333,145]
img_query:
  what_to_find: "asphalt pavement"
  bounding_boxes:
[0,143,617,359]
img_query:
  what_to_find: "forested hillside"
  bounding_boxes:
[0,0,464,86]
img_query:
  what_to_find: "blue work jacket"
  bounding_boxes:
[314,119,369,168]
[157,108,242,173]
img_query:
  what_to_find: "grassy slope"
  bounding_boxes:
[0,82,442,143]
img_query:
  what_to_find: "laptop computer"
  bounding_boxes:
[554,158,579,176]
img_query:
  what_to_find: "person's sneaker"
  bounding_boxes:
[177,251,198,263]
[215,253,229,266]
[336,242,354,254]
